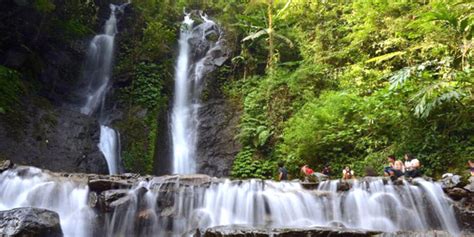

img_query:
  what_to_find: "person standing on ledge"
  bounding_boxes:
[278,162,288,181]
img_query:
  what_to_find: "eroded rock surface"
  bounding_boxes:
[201,225,381,237]
[0,207,62,237]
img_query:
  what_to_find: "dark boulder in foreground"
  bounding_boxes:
[0,207,62,237]
[201,225,381,237]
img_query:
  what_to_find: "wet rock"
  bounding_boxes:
[88,179,132,193]
[202,225,381,237]
[0,159,14,172]
[379,231,457,237]
[445,187,469,201]
[440,173,462,189]
[196,100,241,177]
[301,182,319,189]
[102,189,129,203]
[0,207,63,237]
[338,181,351,191]
[88,191,98,207]
[465,176,474,192]
[0,106,108,174]
[153,174,216,187]
[98,189,130,211]
[453,191,474,232]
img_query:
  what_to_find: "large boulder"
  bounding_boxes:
[0,159,14,172]
[0,207,63,237]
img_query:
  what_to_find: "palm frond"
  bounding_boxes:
[242,29,269,43]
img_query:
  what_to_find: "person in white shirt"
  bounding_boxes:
[342,166,354,180]
[404,153,421,178]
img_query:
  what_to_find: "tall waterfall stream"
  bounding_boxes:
[80,4,128,175]
[171,13,223,174]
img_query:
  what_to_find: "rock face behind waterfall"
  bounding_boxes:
[197,100,241,177]
[0,1,115,174]
[0,106,108,174]
[0,207,63,237]
[183,14,240,177]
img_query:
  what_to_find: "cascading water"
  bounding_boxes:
[171,12,223,174]
[0,165,464,236]
[80,3,128,175]
[0,167,94,237]
[101,177,461,236]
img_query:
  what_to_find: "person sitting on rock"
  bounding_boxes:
[404,153,421,178]
[300,164,327,182]
[278,162,288,181]
[301,164,314,176]
[468,160,474,177]
[322,165,331,177]
[393,160,405,178]
[342,166,354,180]
[300,164,314,182]
[384,155,396,177]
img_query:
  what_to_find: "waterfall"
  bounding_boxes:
[0,165,463,237]
[98,126,120,174]
[0,168,95,237]
[171,12,223,174]
[101,177,461,236]
[80,4,128,174]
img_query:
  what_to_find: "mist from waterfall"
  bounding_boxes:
[80,4,128,175]
[171,12,222,174]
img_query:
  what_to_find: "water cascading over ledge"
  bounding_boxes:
[171,11,227,175]
[79,3,129,175]
[1,163,469,237]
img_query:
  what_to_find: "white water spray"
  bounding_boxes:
[101,177,462,236]
[171,12,222,174]
[80,4,128,174]
[171,14,195,174]
[0,168,94,237]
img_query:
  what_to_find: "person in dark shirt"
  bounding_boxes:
[322,165,331,176]
[278,162,288,181]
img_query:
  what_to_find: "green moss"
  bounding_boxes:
[116,107,157,174]
[34,0,55,13]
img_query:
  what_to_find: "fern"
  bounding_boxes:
[389,67,412,90]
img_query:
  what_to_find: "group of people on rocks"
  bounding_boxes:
[277,153,424,181]
[384,153,421,180]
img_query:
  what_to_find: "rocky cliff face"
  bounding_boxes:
[187,17,240,177]
[196,99,241,177]
[0,105,108,173]
[0,0,127,173]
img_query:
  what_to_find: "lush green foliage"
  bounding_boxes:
[118,108,157,174]
[226,0,473,179]
[2,0,472,178]
[0,66,24,114]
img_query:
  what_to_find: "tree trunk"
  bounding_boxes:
[266,0,274,72]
